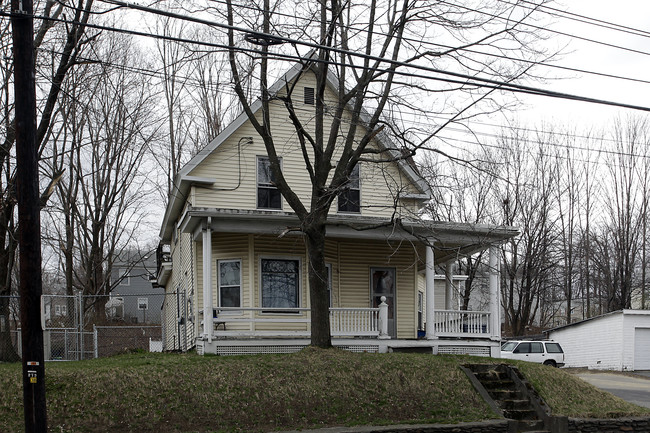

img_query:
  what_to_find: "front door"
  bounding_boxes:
[371,267,396,338]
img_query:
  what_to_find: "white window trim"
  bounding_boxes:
[217,259,243,315]
[259,256,302,313]
[337,162,361,214]
[256,155,283,211]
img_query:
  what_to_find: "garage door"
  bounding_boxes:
[634,328,650,370]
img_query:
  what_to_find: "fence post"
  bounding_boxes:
[378,296,390,339]
[93,325,98,359]
[78,294,83,360]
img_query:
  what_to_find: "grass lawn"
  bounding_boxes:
[0,348,648,432]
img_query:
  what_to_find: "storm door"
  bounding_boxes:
[371,267,396,338]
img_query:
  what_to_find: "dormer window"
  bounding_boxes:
[257,156,282,210]
[304,87,315,105]
[338,163,361,213]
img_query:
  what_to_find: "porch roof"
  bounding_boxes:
[179,207,518,263]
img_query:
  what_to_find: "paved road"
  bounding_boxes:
[575,371,650,408]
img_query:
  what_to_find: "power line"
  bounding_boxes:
[437,0,650,58]
[502,0,650,40]
[11,4,650,115]
[38,38,650,166]
[199,0,650,87]
[9,4,650,168]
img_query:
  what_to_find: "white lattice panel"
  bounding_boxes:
[437,346,490,356]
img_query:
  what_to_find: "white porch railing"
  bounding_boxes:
[330,308,379,336]
[433,310,491,337]
[201,304,489,340]
[206,303,386,338]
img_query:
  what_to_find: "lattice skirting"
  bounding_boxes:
[437,345,491,356]
[200,342,381,356]
[335,345,379,353]
[214,345,306,356]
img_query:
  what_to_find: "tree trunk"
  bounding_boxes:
[0,203,18,362]
[0,296,19,362]
[305,222,332,348]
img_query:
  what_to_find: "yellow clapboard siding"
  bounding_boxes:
[187,70,424,219]
[192,234,421,338]
[338,238,418,339]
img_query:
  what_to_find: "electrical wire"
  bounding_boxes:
[6,8,650,115]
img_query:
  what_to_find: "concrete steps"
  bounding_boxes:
[464,364,552,433]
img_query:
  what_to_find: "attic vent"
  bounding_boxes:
[304,87,315,105]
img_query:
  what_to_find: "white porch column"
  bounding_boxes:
[425,245,437,340]
[445,262,454,310]
[489,245,500,340]
[202,218,213,342]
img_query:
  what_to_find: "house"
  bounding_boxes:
[155,59,518,356]
[545,309,650,371]
[110,254,163,324]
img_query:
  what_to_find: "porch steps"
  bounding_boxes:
[462,364,563,433]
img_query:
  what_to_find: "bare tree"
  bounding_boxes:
[222,0,553,347]
[553,130,587,324]
[0,0,94,362]
[591,117,648,312]
[494,128,560,336]
[421,151,498,310]
[42,31,157,322]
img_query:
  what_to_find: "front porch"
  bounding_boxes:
[198,305,500,356]
[158,211,517,356]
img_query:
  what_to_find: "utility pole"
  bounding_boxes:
[12,0,48,431]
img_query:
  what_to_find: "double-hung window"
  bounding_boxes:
[261,258,300,309]
[218,260,241,309]
[257,156,282,210]
[338,163,360,213]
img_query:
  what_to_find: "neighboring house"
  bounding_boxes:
[545,309,650,371]
[110,255,163,324]
[41,279,70,326]
[155,60,518,356]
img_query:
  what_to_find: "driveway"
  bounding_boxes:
[574,371,650,408]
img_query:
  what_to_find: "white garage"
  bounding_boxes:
[545,309,650,371]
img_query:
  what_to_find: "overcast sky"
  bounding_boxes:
[513,0,650,128]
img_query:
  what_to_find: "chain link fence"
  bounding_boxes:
[0,293,167,362]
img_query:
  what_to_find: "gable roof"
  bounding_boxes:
[160,57,433,240]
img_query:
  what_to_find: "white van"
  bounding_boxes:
[500,340,565,367]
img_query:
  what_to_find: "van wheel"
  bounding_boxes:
[543,360,557,368]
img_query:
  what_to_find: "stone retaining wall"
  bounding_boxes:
[280,417,650,433]
[568,417,650,432]
[356,420,511,432]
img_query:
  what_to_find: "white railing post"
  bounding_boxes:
[378,296,390,339]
